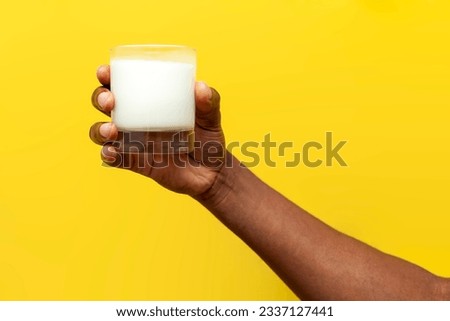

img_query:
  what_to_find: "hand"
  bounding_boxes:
[89,65,226,196]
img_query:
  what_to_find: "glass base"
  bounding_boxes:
[114,130,194,154]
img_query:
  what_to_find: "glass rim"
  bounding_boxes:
[110,44,196,51]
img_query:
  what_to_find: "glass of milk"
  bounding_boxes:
[110,45,196,154]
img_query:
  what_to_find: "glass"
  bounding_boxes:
[110,44,196,154]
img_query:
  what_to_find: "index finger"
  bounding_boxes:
[97,65,110,86]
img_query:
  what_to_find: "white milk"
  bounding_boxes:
[111,59,195,131]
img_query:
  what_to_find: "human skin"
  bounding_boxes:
[90,65,450,300]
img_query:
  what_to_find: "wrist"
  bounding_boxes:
[193,151,241,209]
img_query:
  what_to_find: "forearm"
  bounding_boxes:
[195,152,448,300]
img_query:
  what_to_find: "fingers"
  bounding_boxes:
[91,86,115,116]
[97,65,110,86]
[195,82,221,132]
[94,65,119,167]
[89,122,118,145]
[100,144,148,171]
[92,65,114,116]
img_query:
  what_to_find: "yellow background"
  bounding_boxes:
[1,0,449,300]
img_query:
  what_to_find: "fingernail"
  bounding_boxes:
[99,123,112,138]
[107,146,117,155]
[105,146,117,163]
[98,91,109,110]
[206,84,213,100]
[198,81,212,100]
[97,65,107,74]
[102,146,117,164]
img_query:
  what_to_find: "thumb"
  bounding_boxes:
[195,82,221,132]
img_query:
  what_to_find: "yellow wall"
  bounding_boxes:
[1,0,449,300]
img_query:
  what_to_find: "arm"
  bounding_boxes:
[90,66,449,300]
[196,153,450,300]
